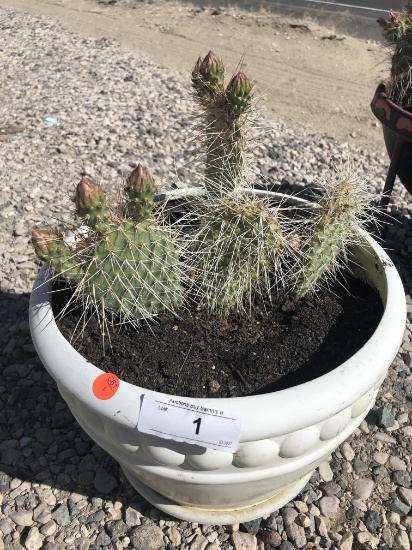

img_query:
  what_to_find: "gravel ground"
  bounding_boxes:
[1,3,412,550]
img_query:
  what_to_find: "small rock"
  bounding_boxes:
[392,470,411,488]
[104,520,128,538]
[281,508,306,548]
[94,467,118,494]
[39,520,57,536]
[356,531,380,548]
[395,530,410,550]
[346,505,363,520]
[67,499,80,517]
[261,530,282,548]
[338,532,353,550]
[243,519,261,535]
[398,487,412,506]
[363,509,382,534]
[352,478,374,500]
[125,505,142,527]
[382,526,394,546]
[388,456,407,471]
[314,516,328,537]
[96,531,111,546]
[353,457,368,472]
[231,531,257,550]
[129,524,165,550]
[85,510,105,524]
[190,533,208,550]
[340,442,355,461]
[51,503,70,526]
[9,510,33,526]
[376,406,395,428]
[33,502,51,524]
[33,428,54,446]
[318,496,339,517]
[294,501,308,513]
[105,520,128,537]
[318,461,333,482]
[372,452,388,465]
[385,497,411,516]
[319,481,341,496]
[24,526,43,550]
[166,526,181,547]
[388,511,401,525]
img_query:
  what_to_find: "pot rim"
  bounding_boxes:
[29,190,406,440]
[371,77,412,139]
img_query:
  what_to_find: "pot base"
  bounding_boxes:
[121,466,312,525]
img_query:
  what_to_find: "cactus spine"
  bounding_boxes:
[294,169,371,298]
[192,51,253,194]
[32,52,375,338]
[32,166,183,325]
[186,194,294,313]
[378,2,412,108]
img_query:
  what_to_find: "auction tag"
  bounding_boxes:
[137,394,242,453]
[93,373,120,400]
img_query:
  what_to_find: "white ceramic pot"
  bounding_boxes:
[29,191,406,525]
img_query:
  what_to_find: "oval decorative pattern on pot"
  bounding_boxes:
[186,448,233,470]
[320,407,352,441]
[105,421,140,453]
[76,402,105,433]
[351,389,375,418]
[142,445,186,466]
[234,439,280,468]
[280,426,320,458]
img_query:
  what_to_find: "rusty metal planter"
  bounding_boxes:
[371,78,412,198]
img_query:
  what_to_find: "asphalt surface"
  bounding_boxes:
[194,0,406,39]
[272,1,404,19]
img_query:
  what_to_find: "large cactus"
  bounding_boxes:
[33,53,374,332]
[192,51,253,194]
[294,168,372,298]
[32,165,184,325]
[185,193,297,313]
[378,2,412,108]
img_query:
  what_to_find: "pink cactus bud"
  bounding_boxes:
[202,51,223,75]
[377,9,399,30]
[389,9,399,24]
[75,177,105,212]
[377,17,390,30]
[192,51,224,98]
[226,71,252,116]
[128,163,154,190]
[31,229,59,259]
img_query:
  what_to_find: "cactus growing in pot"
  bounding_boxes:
[371,2,412,198]
[29,51,406,525]
[377,3,412,110]
[32,52,376,329]
[32,166,184,332]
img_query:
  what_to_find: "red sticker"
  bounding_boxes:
[93,373,120,400]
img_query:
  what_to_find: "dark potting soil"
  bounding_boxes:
[54,277,383,398]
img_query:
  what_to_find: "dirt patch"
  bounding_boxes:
[2,0,391,148]
[54,276,383,399]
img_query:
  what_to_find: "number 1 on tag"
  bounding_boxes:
[137,393,243,453]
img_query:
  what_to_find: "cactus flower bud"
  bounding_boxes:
[31,229,60,260]
[75,177,105,212]
[126,163,156,222]
[377,10,400,31]
[127,163,154,192]
[75,177,108,229]
[192,50,225,99]
[225,71,252,117]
